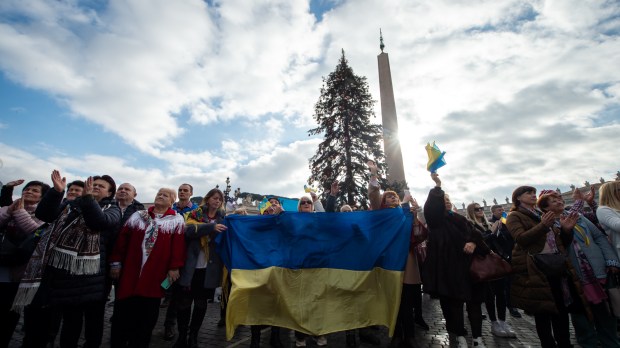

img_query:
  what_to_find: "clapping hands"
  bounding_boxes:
[560,212,579,232]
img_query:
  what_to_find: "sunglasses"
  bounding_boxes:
[474,207,484,212]
[300,200,312,205]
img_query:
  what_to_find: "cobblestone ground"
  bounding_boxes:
[10,293,581,348]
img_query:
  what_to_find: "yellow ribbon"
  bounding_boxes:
[574,224,589,246]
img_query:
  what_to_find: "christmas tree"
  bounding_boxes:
[308,50,386,210]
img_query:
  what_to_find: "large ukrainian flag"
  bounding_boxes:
[217,208,412,340]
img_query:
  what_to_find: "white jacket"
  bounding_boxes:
[597,205,620,258]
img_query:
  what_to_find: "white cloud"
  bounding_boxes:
[1,0,619,207]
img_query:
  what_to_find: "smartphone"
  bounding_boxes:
[404,189,410,196]
[161,277,172,290]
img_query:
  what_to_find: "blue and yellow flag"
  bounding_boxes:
[425,141,447,173]
[258,196,299,214]
[216,208,413,340]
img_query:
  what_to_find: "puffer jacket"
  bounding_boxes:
[507,207,589,316]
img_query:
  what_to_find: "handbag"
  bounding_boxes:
[606,272,620,318]
[470,252,513,283]
[531,252,567,278]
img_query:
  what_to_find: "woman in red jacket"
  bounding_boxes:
[109,188,187,348]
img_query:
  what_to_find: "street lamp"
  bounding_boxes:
[224,177,231,202]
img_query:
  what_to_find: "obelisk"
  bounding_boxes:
[377,30,406,186]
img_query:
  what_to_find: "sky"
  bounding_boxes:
[0,0,619,208]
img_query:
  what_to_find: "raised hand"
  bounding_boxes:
[83,177,93,196]
[367,160,378,175]
[330,180,340,196]
[6,179,25,187]
[403,191,413,204]
[8,198,21,213]
[560,212,579,232]
[51,170,67,193]
[310,191,318,202]
[431,173,441,187]
[572,188,584,201]
[541,211,556,227]
[584,186,596,204]
[410,197,420,211]
[492,219,502,233]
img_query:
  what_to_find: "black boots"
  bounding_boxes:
[269,327,283,348]
[345,330,357,347]
[250,326,262,348]
[413,284,429,330]
[249,326,283,348]
[188,332,199,348]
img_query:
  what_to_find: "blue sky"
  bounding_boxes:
[1,0,619,207]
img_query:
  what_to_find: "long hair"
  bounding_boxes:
[510,186,536,212]
[599,181,620,211]
[201,188,224,212]
[466,203,490,229]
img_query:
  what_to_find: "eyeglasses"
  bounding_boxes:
[474,207,484,212]
[300,200,312,205]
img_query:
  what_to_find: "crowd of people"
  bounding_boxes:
[1,167,620,348]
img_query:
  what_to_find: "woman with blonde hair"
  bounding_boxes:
[597,181,620,257]
[110,187,186,348]
[466,203,516,339]
[294,193,327,347]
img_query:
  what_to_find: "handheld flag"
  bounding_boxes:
[304,184,316,193]
[425,142,447,173]
[500,211,508,224]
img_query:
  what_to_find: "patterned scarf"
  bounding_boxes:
[46,205,108,276]
[12,202,109,310]
[185,206,218,263]
[141,210,158,259]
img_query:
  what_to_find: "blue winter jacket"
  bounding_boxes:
[567,215,620,281]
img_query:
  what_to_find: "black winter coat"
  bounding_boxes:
[34,189,121,305]
[422,187,488,301]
